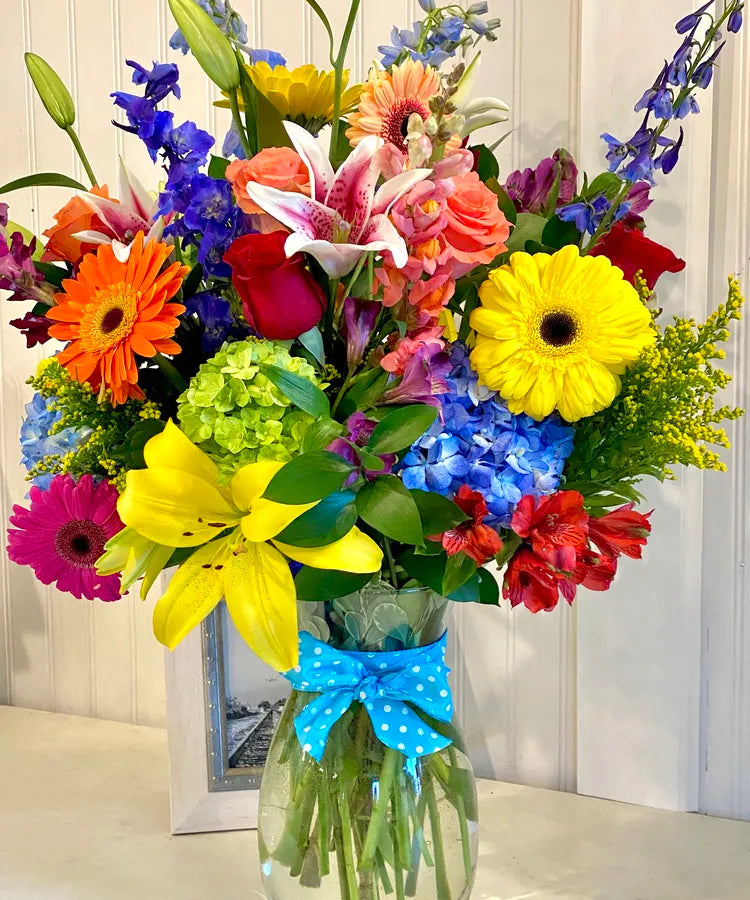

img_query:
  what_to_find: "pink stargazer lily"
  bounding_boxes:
[72,158,164,256]
[242,122,431,279]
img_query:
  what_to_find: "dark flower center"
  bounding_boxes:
[101,307,125,334]
[540,311,578,347]
[54,519,107,568]
[381,99,430,151]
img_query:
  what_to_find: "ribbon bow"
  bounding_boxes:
[284,631,453,762]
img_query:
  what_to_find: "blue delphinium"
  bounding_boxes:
[184,292,250,353]
[164,175,250,277]
[20,394,89,491]
[170,0,248,53]
[599,1,743,182]
[398,344,575,527]
[379,2,501,69]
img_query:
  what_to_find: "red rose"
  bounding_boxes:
[223,231,326,340]
[590,223,686,290]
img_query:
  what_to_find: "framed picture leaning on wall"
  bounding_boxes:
[165,601,289,834]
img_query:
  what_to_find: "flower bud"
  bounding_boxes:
[418,0,436,10]
[24,53,76,129]
[168,0,240,92]
[467,2,489,14]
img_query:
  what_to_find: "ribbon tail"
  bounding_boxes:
[293,688,354,762]
[369,698,452,759]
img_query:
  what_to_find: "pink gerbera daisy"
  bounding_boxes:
[7,474,123,601]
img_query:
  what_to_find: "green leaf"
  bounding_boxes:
[297,326,325,365]
[0,172,87,195]
[367,405,437,455]
[336,367,389,419]
[294,566,372,602]
[180,263,204,301]
[275,490,357,547]
[207,155,230,179]
[476,568,501,605]
[541,215,581,250]
[486,178,517,225]
[442,554,477,596]
[33,260,67,286]
[256,89,293,150]
[473,144,500,182]
[330,118,355,168]
[25,53,76,129]
[356,475,424,545]
[495,531,522,568]
[259,364,330,418]
[400,549,447,594]
[353,445,386,472]
[504,213,548,254]
[583,172,624,201]
[263,451,354,504]
[410,490,469,537]
[109,419,166,468]
[301,417,346,453]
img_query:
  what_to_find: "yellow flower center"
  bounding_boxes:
[81,282,140,351]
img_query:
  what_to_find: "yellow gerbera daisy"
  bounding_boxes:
[469,245,655,422]
[219,62,361,134]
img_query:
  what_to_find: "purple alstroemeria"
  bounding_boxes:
[243,121,430,279]
[343,297,380,368]
[382,344,451,408]
[8,311,53,348]
[0,208,53,306]
[504,149,578,215]
[328,412,397,481]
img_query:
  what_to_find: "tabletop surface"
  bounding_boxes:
[2,704,750,899]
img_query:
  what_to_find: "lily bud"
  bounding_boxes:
[167,0,241,92]
[24,53,76,129]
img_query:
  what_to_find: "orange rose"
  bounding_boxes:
[42,185,113,265]
[441,171,510,267]
[226,148,310,216]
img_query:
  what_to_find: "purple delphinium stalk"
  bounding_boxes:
[600,1,743,183]
[170,0,249,53]
[183,291,249,354]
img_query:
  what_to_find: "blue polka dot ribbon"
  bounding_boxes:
[283,631,453,762]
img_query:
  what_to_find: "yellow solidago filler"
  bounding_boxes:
[111,421,382,671]
[469,245,656,422]
[566,276,745,494]
[219,62,361,135]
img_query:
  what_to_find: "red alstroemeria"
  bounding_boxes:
[510,491,589,572]
[502,548,565,613]
[590,223,686,290]
[434,484,503,566]
[573,549,618,594]
[588,503,652,559]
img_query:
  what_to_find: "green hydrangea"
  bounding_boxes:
[177,338,321,482]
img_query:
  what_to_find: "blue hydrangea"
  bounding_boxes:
[397,344,575,527]
[20,394,89,491]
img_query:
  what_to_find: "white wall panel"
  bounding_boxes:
[2,0,749,818]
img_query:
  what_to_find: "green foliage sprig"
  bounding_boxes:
[565,275,745,506]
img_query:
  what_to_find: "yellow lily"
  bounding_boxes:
[96,527,174,600]
[117,422,383,671]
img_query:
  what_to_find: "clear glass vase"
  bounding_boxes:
[258,584,478,899]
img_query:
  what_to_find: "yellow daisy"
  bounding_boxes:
[219,62,361,134]
[469,245,655,422]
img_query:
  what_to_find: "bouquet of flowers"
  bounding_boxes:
[1,1,745,897]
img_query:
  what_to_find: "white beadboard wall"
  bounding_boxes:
[0,0,748,815]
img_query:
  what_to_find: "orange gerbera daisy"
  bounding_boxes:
[47,233,188,405]
[346,58,441,152]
